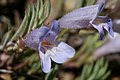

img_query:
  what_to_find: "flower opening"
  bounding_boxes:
[24,20,75,73]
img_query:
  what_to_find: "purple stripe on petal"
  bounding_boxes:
[91,23,104,40]
[91,0,106,22]
[51,20,60,35]
[38,26,50,41]
[43,21,60,44]
[98,0,106,13]
[43,31,57,44]
[97,16,114,37]
[105,17,114,37]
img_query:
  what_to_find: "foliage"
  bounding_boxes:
[0,0,117,80]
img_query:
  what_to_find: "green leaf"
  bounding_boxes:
[96,62,109,79]
[85,0,96,6]
[0,29,13,48]
[80,64,89,80]
[45,64,59,80]
[27,5,36,34]
[38,0,51,26]
[80,58,110,80]
[11,14,28,41]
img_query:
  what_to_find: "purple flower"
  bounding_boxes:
[24,20,75,73]
[58,0,114,40]
[93,36,120,59]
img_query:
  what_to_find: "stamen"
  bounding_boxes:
[42,41,52,46]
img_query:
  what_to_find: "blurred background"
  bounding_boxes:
[0,0,120,80]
